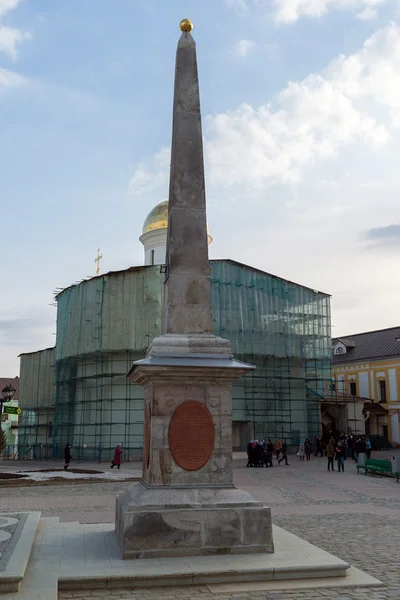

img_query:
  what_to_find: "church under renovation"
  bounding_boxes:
[18,201,332,461]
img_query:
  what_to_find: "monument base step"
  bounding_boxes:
[0,520,382,597]
[0,512,41,594]
[56,525,369,592]
[115,481,274,559]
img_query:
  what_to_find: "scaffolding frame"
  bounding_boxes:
[18,260,332,459]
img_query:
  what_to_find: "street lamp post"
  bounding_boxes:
[1,385,16,418]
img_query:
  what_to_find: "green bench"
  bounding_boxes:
[357,458,400,481]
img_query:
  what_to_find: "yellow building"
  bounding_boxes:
[332,327,400,445]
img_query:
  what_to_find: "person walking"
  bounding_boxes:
[354,436,364,462]
[298,443,305,461]
[326,437,335,471]
[275,438,282,460]
[64,444,72,470]
[266,439,274,467]
[111,443,123,469]
[315,436,323,457]
[366,437,372,459]
[341,435,347,460]
[347,435,354,459]
[304,438,311,461]
[336,441,345,472]
[278,439,289,465]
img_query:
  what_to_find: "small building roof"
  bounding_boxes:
[363,402,388,416]
[0,377,19,401]
[309,388,370,403]
[333,326,400,364]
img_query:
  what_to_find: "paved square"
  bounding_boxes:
[0,453,399,599]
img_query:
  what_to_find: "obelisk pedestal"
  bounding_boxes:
[115,19,274,559]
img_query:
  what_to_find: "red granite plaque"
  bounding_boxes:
[143,403,151,469]
[168,401,215,471]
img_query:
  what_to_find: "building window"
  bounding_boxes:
[21,410,35,426]
[335,347,344,354]
[150,249,155,266]
[378,380,387,403]
[349,381,357,396]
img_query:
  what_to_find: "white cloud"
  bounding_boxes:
[224,0,249,14]
[131,25,400,192]
[0,65,26,88]
[274,0,387,22]
[0,0,21,19]
[357,6,378,19]
[0,26,31,60]
[225,0,389,23]
[234,39,256,58]
[207,25,400,187]
[129,146,170,196]
[0,0,30,60]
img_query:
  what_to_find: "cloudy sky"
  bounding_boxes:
[2,0,400,375]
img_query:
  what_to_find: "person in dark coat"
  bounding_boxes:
[347,435,354,459]
[336,441,345,472]
[111,443,123,469]
[304,438,311,461]
[278,439,289,465]
[266,439,274,467]
[354,436,364,462]
[315,436,323,457]
[247,441,254,467]
[326,437,335,471]
[64,444,72,470]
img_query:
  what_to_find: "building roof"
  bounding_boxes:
[55,259,330,300]
[333,326,400,364]
[0,377,19,401]
[363,402,388,416]
[215,259,330,297]
[18,347,54,358]
[309,387,370,403]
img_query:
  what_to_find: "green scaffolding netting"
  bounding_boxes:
[18,260,332,460]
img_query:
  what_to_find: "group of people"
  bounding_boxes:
[346,435,372,461]
[325,437,346,472]
[247,439,289,467]
[63,443,123,470]
[246,432,373,473]
[316,432,372,472]
[315,433,372,461]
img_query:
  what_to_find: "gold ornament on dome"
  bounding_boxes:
[180,19,193,32]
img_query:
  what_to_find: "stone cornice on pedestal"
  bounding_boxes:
[128,361,254,387]
[128,334,254,386]
[148,334,232,355]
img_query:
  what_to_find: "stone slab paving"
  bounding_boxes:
[2,453,400,599]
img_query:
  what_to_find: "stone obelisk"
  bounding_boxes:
[115,19,273,559]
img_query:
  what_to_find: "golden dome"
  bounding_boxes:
[180,19,193,32]
[142,200,212,244]
[142,200,169,235]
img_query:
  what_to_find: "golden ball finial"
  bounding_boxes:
[180,18,193,33]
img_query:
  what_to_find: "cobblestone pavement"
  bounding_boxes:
[2,454,400,599]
